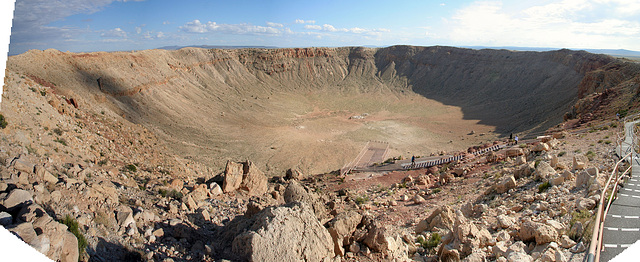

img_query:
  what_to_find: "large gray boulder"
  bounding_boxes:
[232,202,334,262]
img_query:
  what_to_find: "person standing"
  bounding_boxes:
[411,155,415,168]
[515,136,519,145]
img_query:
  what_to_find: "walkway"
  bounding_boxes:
[600,120,640,261]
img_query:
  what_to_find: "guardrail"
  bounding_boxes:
[587,152,632,262]
[400,144,503,169]
[587,114,640,262]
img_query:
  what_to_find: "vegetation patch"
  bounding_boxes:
[0,114,7,129]
[60,215,88,255]
[538,181,551,193]
[417,232,441,250]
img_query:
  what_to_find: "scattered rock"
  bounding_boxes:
[1,189,33,211]
[573,155,588,170]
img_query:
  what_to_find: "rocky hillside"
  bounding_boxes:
[5,46,632,174]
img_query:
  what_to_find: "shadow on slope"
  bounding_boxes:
[374,46,614,137]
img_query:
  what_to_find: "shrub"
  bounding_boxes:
[585,151,596,161]
[538,181,551,193]
[417,233,441,250]
[159,189,183,200]
[61,215,88,255]
[432,188,442,194]
[53,128,63,136]
[125,164,137,172]
[54,138,67,146]
[355,195,369,205]
[0,114,7,129]
[558,151,566,157]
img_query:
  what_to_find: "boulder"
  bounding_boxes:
[532,143,550,152]
[362,222,409,260]
[573,155,588,170]
[449,210,492,257]
[1,189,33,211]
[285,168,305,180]
[575,170,595,188]
[576,198,597,210]
[505,148,524,158]
[283,180,328,221]
[416,205,455,233]
[169,179,184,190]
[514,163,535,179]
[560,235,576,249]
[0,211,12,226]
[550,155,559,168]
[210,183,223,195]
[240,161,268,196]
[550,174,565,186]
[495,176,517,194]
[222,161,244,193]
[327,211,363,256]
[534,161,556,180]
[231,202,334,262]
[508,251,533,262]
[519,220,557,245]
[115,206,136,230]
[10,155,34,174]
[496,214,516,229]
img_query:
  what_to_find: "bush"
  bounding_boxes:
[61,215,87,255]
[54,138,67,146]
[432,188,442,194]
[538,181,551,193]
[0,114,7,129]
[159,189,183,200]
[558,151,566,157]
[53,127,63,136]
[355,195,369,205]
[585,151,596,161]
[125,164,137,172]
[417,233,441,250]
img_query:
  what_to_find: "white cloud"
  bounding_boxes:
[266,22,283,28]
[101,27,127,38]
[303,23,389,36]
[446,0,640,50]
[180,20,282,35]
[295,19,316,24]
[163,21,171,25]
[135,26,142,34]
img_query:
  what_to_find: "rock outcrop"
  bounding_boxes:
[231,202,334,262]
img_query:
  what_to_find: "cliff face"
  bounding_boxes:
[4,45,623,173]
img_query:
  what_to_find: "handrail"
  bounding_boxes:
[587,152,632,262]
[588,115,639,262]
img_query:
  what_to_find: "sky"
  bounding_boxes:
[5,0,640,55]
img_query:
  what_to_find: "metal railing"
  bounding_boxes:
[587,113,640,262]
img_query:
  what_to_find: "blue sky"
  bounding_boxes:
[7,0,640,55]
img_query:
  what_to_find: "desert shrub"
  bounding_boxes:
[534,159,542,168]
[61,215,88,254]
[569,210,595,242]
[585,151,596,161]
[558,151,566,157]
[53,127,63,136]
[417,233,441,250]
[432,188,442,194]
[355,195,369,205]
[125,164,137,172]
[538,181,551,193]
[54,138,67,146]
[0,114,7,129]
[159,189,183,200]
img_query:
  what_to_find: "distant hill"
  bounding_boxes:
[158,45,278,50]
[463,46,640,58]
